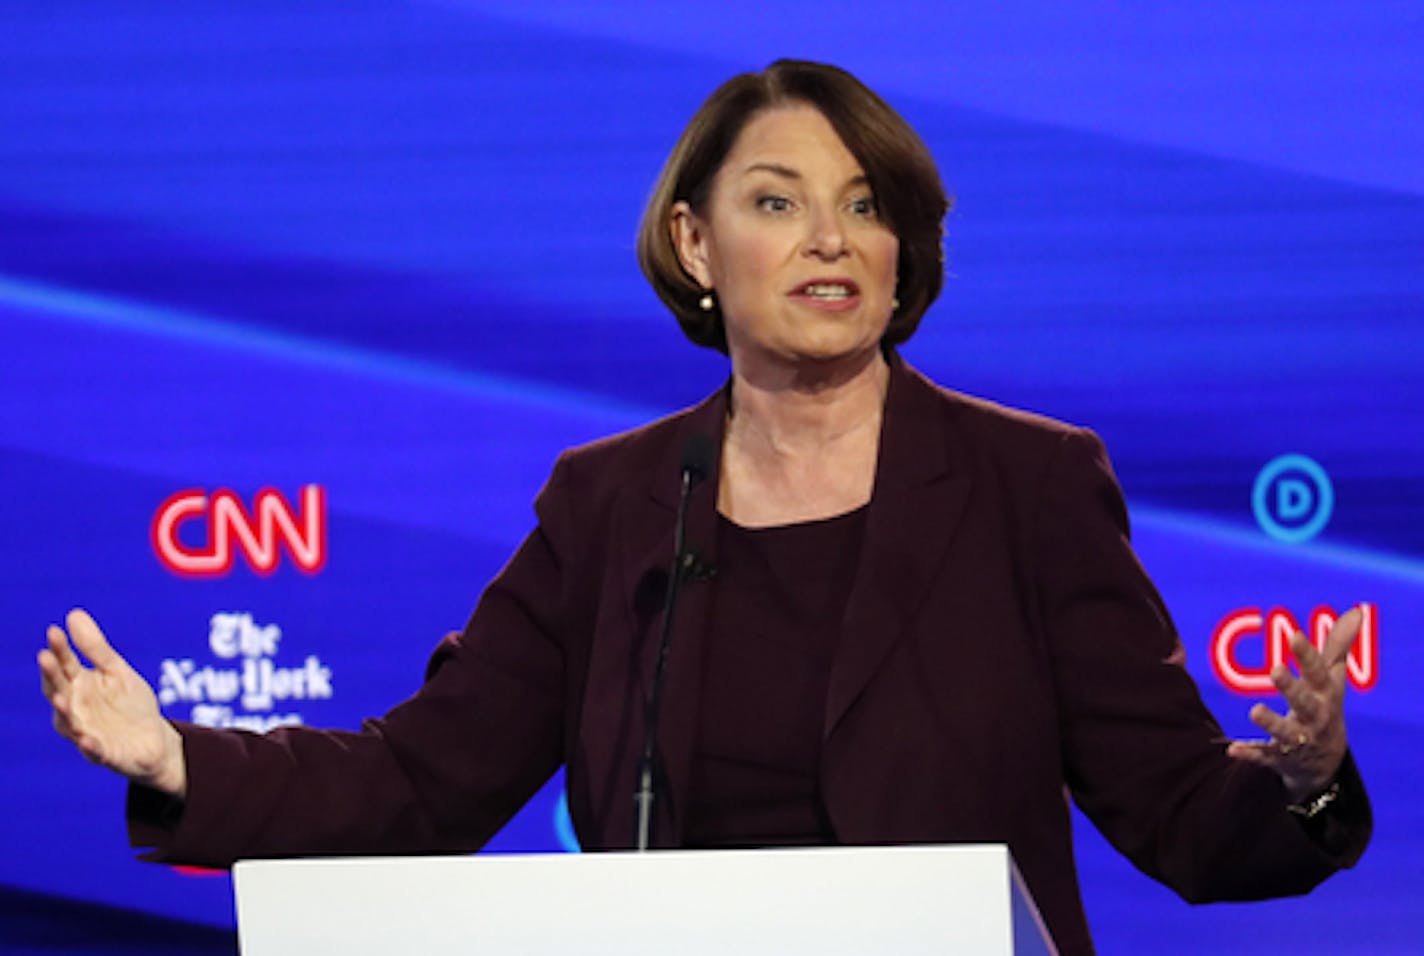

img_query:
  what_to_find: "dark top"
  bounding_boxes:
[684,506,867,848]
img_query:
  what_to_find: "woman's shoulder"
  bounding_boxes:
[544,385,726,501]
[894,362,1126,527]
[897,361,1094,456]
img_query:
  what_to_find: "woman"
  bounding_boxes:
[39,60,1368,955]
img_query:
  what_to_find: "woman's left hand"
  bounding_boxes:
[1226,605,1363,804]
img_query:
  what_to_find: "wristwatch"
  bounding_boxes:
[1289,781,1341,820]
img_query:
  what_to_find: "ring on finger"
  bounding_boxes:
[1277,732,1310,756]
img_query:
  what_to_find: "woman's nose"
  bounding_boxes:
[803,205,848,260]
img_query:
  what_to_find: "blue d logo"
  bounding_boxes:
[1252,454,1333,543]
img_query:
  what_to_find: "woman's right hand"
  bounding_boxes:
[38,609,187,798]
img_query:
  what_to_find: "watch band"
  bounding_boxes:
[1289,781,1342,819]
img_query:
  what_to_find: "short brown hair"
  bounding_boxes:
[637,59,950,353]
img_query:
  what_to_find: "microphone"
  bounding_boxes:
[680,431,715,483]
[634,433,715,852]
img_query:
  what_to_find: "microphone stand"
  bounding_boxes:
[635,436,712,851]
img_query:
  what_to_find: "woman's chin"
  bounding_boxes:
[730,328,886,382]
[784,336,882,367]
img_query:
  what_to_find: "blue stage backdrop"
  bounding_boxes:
[2,3,1420,953]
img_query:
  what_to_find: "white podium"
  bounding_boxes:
[234,844,1057,955]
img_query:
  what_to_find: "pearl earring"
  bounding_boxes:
[891,297,901,311]
[699,292,716,312]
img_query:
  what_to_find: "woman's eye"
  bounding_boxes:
[849,196,878,218]
[756,195,792,213]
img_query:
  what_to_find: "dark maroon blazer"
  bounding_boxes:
[133,358,1368,956]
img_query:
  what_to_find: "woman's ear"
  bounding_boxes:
[670,201,713,290]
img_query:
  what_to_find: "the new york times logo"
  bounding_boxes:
[157,612,334,731]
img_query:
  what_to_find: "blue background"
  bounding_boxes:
[2,2,1421,952]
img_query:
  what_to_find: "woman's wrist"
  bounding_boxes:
[1288,780,1342,819]
[144,722,188,799]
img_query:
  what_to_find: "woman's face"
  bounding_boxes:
[673,105,900,373]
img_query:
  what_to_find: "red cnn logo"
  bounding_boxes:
[151,486,327,577]
[1210,604,1377,694]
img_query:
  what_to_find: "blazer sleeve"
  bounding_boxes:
[129,456,579,867]
[1034,428,1369,903]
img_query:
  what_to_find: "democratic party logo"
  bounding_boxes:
[151,485,327,577]
[1210,603,1377,694]
[1252,454,1333,543]
[156,611,336,731]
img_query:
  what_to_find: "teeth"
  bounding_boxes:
[803,284,852,299]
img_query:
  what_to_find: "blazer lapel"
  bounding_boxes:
[825,360,973,738]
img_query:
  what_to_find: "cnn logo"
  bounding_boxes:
[151,486,327,577]
[1210,604,1377,694]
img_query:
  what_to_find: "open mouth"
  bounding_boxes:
[792,280,861,301]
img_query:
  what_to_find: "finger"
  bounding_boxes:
[1248,702,1294,741]
[49,687,92,750]
[1321,605,1364,669]
[1289,630,1330,691]
[46,625,83,680]
[51,696,79,741]
[65,608,127,674]
[1271,665,1321,723]
[53,711,77,741]
[49,687,78,734]
[37,649,70,701]
[73,730,106,766]
[1226,739,1278,768]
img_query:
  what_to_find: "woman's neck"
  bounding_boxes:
[726,348,889,456]
[717,348,888,527]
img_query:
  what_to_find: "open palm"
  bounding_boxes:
[37,609,186,797]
